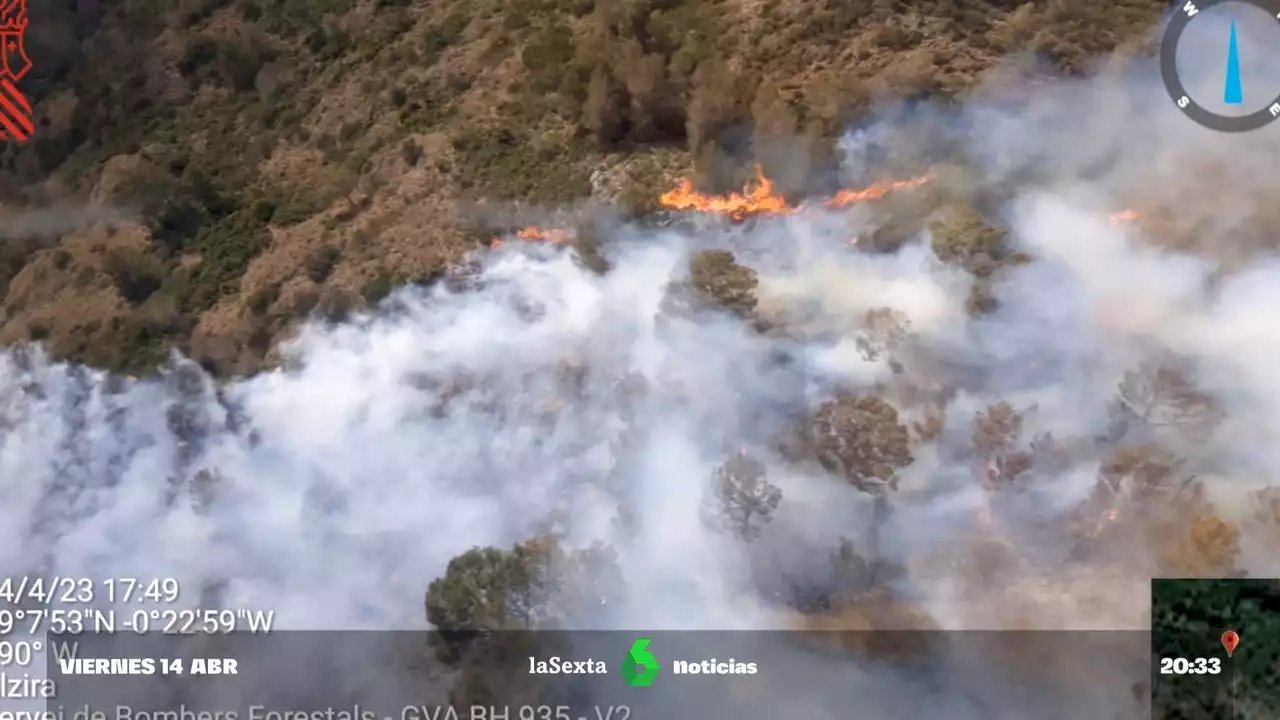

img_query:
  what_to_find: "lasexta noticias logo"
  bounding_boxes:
[621,638,659,688]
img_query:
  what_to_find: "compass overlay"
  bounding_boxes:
[1160,0,1280,132]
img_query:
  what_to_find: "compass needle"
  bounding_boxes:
[1161,0,1280,132]
[1225,18,1243,103]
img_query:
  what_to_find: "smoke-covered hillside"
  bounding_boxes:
[3,1,1280,716]
[6,33,1280,627]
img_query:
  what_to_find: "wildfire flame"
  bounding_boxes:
[490,227,575,248]
[1109,209,1139,224]
[491,169,932,248]
[658,165,792,221]
[1088,508,1122,539]
[824,176,933,208]
[658,166,931,221]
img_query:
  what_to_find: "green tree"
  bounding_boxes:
[702,450,782,541]
[854,307,910,373]
[808,395,913,564]
[971,401,1034,488]
[581,66,623,145]
[688,250,758,317]
[1108,360,1222,442]
[425,536,621,664]
[685,57,738,154]
[619,42,668,141]
[102,247,170,305]
[1096,443,1190,506]
[809,395,913,493]
[800,70,856,138]
[750,77,797,149]
[427,539,552,636]
[425,537,623,707]
[1082,442,1242,577]
[1157,514,1242,577]
[929,203,1029,315]
[929,203,1014,276]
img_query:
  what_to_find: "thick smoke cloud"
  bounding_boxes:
[2,11,1279,716]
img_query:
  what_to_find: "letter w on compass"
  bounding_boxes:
[0,0,32,142]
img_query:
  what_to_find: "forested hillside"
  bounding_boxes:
[2,0,1165,375]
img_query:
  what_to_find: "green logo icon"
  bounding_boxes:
[621,638,660,687]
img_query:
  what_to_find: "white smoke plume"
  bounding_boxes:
[0,203,132,241]
[2,11,1279,717]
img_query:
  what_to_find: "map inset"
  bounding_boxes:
[1152,579,1280,719]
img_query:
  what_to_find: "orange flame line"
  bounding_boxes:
[657,166,932,220]
[493,170,934,247]
[824,176,932,207]
[658,166,793,221]
[490,226,575,248]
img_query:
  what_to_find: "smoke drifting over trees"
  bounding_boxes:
[3,17,1280,718]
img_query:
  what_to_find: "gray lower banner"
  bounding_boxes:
[33,631,1148,720]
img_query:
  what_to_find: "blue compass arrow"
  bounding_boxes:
[1224,18,1243,104]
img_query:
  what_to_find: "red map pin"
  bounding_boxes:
[1222,630,1239,657]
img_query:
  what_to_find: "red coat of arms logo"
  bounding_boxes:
[0,0,32,142]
